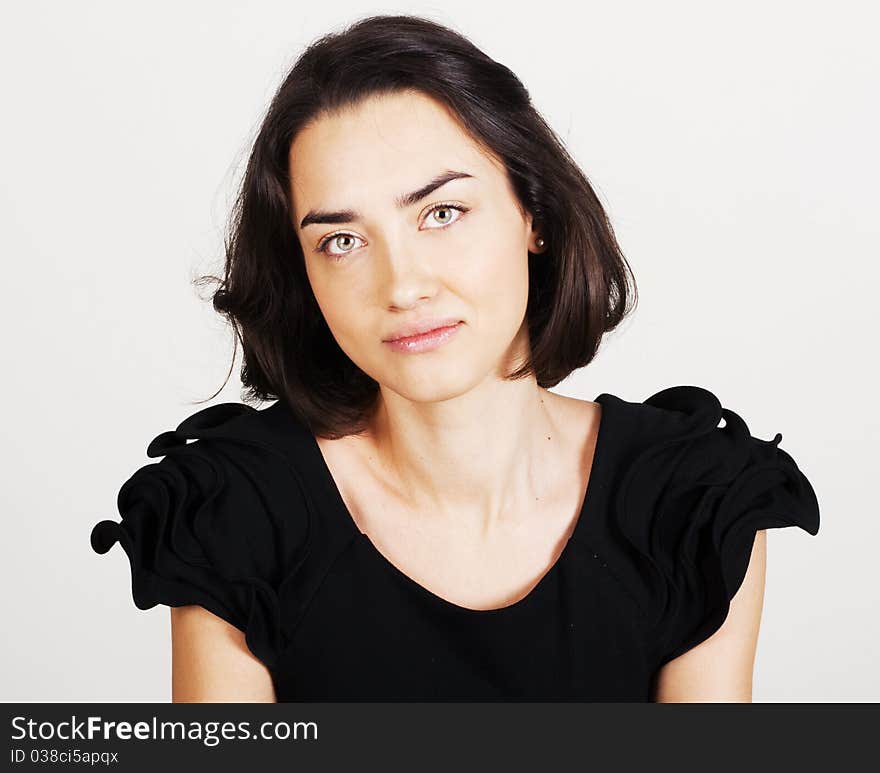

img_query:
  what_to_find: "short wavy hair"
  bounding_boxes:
[197,14,637,439]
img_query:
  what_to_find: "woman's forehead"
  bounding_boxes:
[291,93,483,171]
[288,95,501,216]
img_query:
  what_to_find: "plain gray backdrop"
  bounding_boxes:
[2,0,876,701]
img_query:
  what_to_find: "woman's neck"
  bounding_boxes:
[360,377,570,537]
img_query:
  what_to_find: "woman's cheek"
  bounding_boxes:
[449,229,505,287]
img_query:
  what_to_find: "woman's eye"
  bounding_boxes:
[316,203,469,260]
[422,203,468,229]
[317,233,363,259]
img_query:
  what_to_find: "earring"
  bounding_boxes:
[535,237,545,249]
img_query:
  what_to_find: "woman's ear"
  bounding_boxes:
[528,229,547,254]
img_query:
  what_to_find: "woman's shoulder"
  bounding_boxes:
[142,399,314,460]
[89,399,321,670]
[591,383,821,667]
[595,383,816,473]
[92,397,321,555]
[596,383,730,444]
[595,383,821,542]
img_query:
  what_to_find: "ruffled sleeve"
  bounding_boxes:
[89,403,308,672]
[613,386,821,669]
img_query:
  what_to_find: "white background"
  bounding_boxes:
[1,0,876,701]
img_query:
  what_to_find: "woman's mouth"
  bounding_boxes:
[382,321,463,354]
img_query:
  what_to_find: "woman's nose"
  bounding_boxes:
[375,235,441,308]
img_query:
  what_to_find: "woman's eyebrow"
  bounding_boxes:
[299,170,474,229]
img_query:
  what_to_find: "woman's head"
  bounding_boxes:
[291,88,542,417]
[202,14,637,438]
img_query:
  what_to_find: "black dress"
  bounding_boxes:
[89,385,821,701]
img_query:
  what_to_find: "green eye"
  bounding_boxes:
[423,203,469,228]
[316,202,470,261]
[317,233,361,259]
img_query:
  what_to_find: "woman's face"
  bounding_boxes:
[289,90,543,404]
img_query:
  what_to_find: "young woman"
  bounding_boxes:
[90,14,820,702]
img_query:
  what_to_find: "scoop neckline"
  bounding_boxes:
[305,393,613,616]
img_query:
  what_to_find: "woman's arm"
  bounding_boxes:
[170,606,277,703]
[653,529,767,702]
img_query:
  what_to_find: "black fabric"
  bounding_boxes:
[90,385,820,701]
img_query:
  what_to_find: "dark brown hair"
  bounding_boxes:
[196,14,638,439]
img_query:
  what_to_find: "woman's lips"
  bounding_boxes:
[382,321,463,353]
